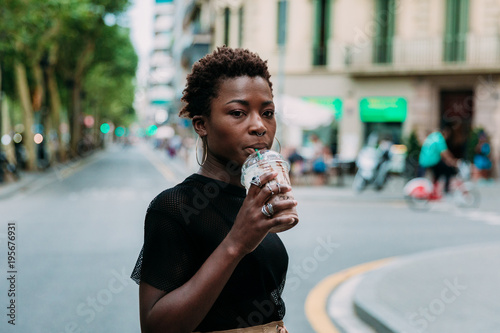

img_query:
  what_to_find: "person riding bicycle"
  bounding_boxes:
[418,123,460,196]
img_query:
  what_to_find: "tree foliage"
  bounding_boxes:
[0,0,137,168]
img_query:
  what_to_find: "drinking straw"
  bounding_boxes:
[255,149,263,160]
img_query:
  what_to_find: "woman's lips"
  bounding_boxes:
[245,146,267,155]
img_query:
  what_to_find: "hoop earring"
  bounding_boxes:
[273,137,282,154]
[196,136,208,166]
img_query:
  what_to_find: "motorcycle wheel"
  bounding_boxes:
[374,175,388,191]
[6,163,20,180]
[352,172,367,193]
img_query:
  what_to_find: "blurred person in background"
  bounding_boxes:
[474,130,493,182]
[131,47,297,333]
[309,134,330,185]
[287,147,304,185]
[418,123,460,195]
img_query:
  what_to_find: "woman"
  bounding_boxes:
[131,47,299,333]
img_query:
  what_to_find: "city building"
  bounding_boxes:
[147,0,177,127]
[171,0,213,131]
[208,0,500,174]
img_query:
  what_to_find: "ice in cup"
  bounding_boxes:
[241,149,299,232]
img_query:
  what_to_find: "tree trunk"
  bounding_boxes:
[93,105,101,148]
[46,42,67,162]
[14,60,37,170]
[69,40,95,156]
[70,78,83,155]
[46,65,66,162]
[32,63,44,112]
[0,65,15,161]
[32,62,50,167]
[1,97,16,163]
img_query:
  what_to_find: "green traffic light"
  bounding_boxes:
[100,123,111,134]
[115,127,125,137]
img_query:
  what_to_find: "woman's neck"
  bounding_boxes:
[197,157,244,188]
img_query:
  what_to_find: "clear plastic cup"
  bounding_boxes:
[241,149,299,232]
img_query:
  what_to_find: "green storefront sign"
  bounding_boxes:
[301,97,343,120]
[360,97,407,122]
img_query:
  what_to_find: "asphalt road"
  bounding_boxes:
[0,144,499,332]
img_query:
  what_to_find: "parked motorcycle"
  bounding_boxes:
[0,151,20,183]
[352,141,392,193]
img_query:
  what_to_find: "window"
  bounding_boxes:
[312,0,330,66]
[373,0,396,64]
[444,0,469,62]
[238,6,244,47]
[277,0,288,46]
[224,7,230,46]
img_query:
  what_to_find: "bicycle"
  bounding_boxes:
[403,160,480,211]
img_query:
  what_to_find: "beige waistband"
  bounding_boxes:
[194,320,285,333]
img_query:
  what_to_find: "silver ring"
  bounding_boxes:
[266,203,274,215]
[276,182,281,194]
[261,204,272,217]
[256,132,265,137]
[267,183,275,195]
[250,176,262,188]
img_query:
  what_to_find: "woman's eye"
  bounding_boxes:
[263,110,275,118]
[230,111,245,117]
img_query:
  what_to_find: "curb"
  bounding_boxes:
[352,242,500,333]
[305,258,394,333]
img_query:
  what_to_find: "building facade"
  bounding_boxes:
[206,0,499,174]
[172,0,213,125]
[146,0,177,127]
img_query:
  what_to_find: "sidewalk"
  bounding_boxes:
[0,171,42,200]
[352,242,500,333]
[0,150,103,200]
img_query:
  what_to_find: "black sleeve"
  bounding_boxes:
[131,208,199,293]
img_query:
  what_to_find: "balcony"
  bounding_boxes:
[344,35,500,77]
[150,51,174,68]
[153,34,173,50]
[154,15,174,32]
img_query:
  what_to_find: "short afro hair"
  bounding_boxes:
[179,46,273,119]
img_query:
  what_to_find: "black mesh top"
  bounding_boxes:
[131,174,288,331]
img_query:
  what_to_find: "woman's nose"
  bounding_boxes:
[249,113,266,135]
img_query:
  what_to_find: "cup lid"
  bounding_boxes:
[241,149,289,171]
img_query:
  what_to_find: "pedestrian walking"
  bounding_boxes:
[131,46,298,333]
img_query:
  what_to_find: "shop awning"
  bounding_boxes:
[275,95,335,130]
[360,97,407,122]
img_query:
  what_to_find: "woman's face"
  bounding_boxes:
[203,75,276,166]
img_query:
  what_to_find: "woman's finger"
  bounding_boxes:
[255,182,292,204]
[269,214,299,229]
[263,199,297,215]
[247,171,278,194]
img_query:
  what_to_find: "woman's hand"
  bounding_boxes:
[224,171,298,256]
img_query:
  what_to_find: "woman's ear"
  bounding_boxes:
[192,115,207,137]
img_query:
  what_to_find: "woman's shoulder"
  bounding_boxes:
[147,175,201,212]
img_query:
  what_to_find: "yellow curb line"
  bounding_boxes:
[305,257,395,333]
[140,147,177,182]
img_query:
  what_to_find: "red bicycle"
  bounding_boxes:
[403,161,480,211]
